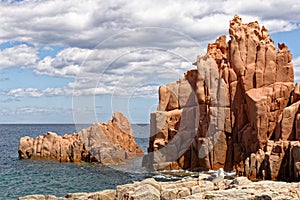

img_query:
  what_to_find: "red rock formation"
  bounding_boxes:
[18,112,143,164]
[143,15,300,181]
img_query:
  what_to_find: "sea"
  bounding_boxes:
[0,124,153,199]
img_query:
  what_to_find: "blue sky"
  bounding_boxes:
[0,0,300,124]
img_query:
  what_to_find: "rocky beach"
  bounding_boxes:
[18,174,300,200]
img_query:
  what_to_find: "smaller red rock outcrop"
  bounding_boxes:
[18,112,143,164]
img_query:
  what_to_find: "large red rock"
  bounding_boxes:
[143,15,300,181]
[18,112,143,164]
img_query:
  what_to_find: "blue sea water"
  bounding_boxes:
[0,124,151,199]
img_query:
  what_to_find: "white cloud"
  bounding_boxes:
[1,0,300,123]
[293,56,300,83]
[0,44,38,69]
[0,0,299,48]
[2,0,300,99]
[6,46,195,98]
[7,87,69,97]
[30,45,199,97]
[1,0,299,72]
[225,0,300,32]
[35,47,91,77]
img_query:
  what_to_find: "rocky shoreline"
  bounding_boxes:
[18,112,143,165]
[18,173,300,200]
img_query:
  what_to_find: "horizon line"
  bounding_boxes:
[0,123,150,125]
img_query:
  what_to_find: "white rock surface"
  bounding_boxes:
[18,176,300,200]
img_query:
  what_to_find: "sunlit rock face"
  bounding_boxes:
[18,112,143,164]
[143,15,300,181]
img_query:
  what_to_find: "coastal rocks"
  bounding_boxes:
[18,190,116,200]
[18,132,79,162]
[143,15,300,181]
[18,112,143,164]
[18,176,300,200]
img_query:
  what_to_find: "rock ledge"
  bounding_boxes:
[18,175,300,200]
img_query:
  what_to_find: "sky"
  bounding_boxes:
[0,0,300,124]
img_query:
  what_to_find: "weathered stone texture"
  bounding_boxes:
[19,112,143,164]
[143,15,300,181]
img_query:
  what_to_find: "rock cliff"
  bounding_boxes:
[18,112,143,164]
[143,15,300,181]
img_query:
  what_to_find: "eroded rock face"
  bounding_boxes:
[18,132,79,162]
[143,15,300,181]
[18,112,143,164]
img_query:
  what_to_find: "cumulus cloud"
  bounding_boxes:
[30,40,200,98]
[2,0,300,99]
[225,0,300,32]
[35,47,91,77]
[0,0,299,48]
[0,44,38,69]
[1,0,300,123]
[7,45,195,98]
